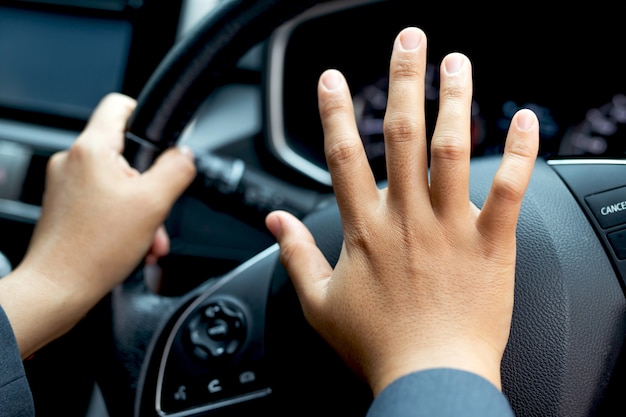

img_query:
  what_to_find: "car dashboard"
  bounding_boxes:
[266,1,626,185]
[1,1,626,416]
[2,0,625,267]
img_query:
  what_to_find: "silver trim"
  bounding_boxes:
[266,0,383,187]
[547,159,626,166]
[157,388,272,417]
[0,198,41,223]
[0,118,77,152]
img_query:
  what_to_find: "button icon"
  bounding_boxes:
[208,379,222,393]
[239,371,256,384]
[174,386,187,401]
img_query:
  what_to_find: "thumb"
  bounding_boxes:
[265,210,333,312]
[142,146,197,208]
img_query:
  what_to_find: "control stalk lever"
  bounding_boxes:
[189,151,326,228]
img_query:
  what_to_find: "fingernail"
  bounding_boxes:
[265,213,283,240]
[443,53,465,75]
[321,69,342,90]
[399,27,423,51]
[177,145,195,161]
[516,109,536,131]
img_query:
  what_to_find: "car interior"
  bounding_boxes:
[1,0,626,416]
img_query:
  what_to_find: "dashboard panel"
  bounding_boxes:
[0,0,183,128]
[266,0,626,185]
[0,5,130,120]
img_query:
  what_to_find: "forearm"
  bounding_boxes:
[0,265,95,359]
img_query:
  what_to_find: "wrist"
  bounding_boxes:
[368,343,504,396]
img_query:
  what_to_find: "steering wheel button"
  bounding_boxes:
[585,186,626,228]
[187,299,247,360]
[607,229,626,259]
[207,319,229,340]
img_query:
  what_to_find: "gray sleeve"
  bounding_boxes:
[0,305,35,417]
[367,368,514,417]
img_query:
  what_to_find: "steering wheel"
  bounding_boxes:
[95,1,626,416]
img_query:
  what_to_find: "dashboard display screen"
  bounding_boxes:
[0,5,131,120]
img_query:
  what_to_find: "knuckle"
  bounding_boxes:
[390,56,422,79]
[491,174,525,203]
[102,92,136,110]
[430,132,469,161]
[383,113,420,143]
[506,138,537,160]
[67,138,92,160]
[319,94,350,119]
[325,137,362,167]
[344,218,377,252]
[46,151,67,175]
[278,240,298,268]
[47,151,65,167]
[439,80,469,102]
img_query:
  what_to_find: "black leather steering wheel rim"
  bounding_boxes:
[122,0,333,172]
[102,1,626,416]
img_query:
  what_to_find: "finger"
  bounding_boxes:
[44,150,67,179]
[319,69,379,224]
[477,109,539,241]
[428,53,473,219]
[265,210,333,313]
[116,153,140,178]
[80,93,136,153]
[141,146,197,211]
[145,225,170,265]
[384,27,430,204]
